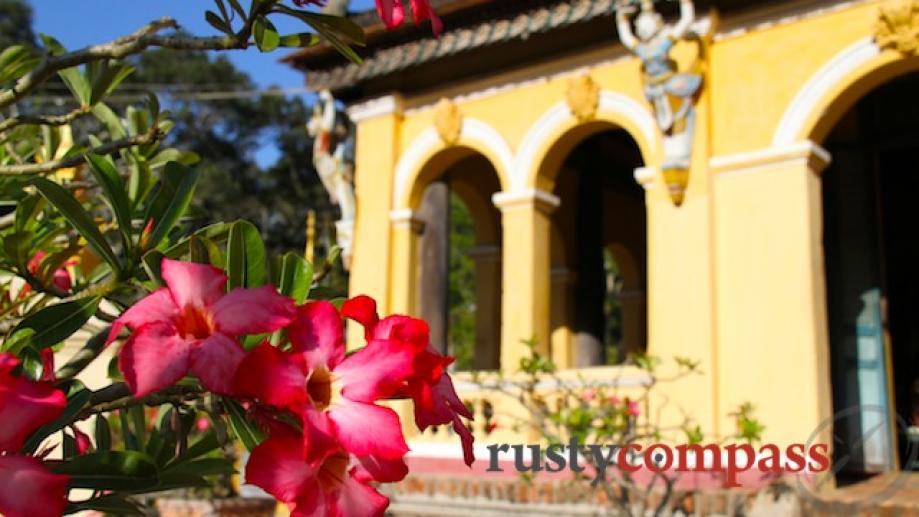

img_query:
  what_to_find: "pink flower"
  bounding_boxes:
[246,424,390,517]
[606,395,621,406]
[234,301,414,463]
[374,0,442,35]
[342,295,475,466]
[110,258,296,397]
[581,388,597,402]
[195,416,211,432]
[27,251,73,292]
[71,426,92,455]
[0,353,69,517]
[627,400,640,417]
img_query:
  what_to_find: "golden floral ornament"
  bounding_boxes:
[566,74,600,122]
[433,98,463,146]
[875,0,919,55]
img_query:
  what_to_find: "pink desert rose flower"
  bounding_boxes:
[234,301,415,463]
[27,251,73,292]
[72,426,92,455]
[627,400,641,417]
[0,353,70,517]
[110,258,296,397]
[374,0,442,35]
[342,295,475,466]
[246,424,390,517]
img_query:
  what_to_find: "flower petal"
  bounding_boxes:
[0,370,66,454]
[452,414,475,467]
[234,343,308,409]
[0,455,69,517]
[374,0,405,28]
[373,315,430,352]
[189,332,245,395]
[288,301,345,370]
[341,295,379,341]
[118,322,192,397]
[106,288,178,345]
[409,0,442,35]
[354,455,409,483]
[245,431,315,503]
[301,405,339,465]
[161,258,227,310]
[335,339,416,403]
[211,285,295,336]
[331,469,390,517]
[328,398,409,459]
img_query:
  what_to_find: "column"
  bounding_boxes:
[711,141,833,447]
[492,189,560,372]
[469,245,502,370]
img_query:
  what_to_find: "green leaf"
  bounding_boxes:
[18,347,44,381]
[2,230,31,267]
[91,103,127,139]
[88,60,135,106]
[1,328,34,354]
[10,297,100,353]
[57,67,90,106]
[163,457,235,477]
[85,153,133,250]
[226,220,267,289]
[95,415,112,451]
[0,45,39,84]
[276,252,313,304]
[279,33,320,48]
[224,399,265,451]
[14,194,44,232]
[23,388,92,454]
[228,0,247,18]
[38,34,67,56]
[130,405,147,449]
[276,6,365,45]
[144,162,199,250]
[206,10,232,34]
[253,16,280,52]
[32,177,121,272]
[168,432,220,466]
[49,450,159,490]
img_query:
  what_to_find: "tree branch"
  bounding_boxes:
[0,12,268,111]
[0,128,161,175]
[0,106,90,133]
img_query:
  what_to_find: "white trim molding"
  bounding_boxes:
[389,208,426,233]
[773,37,880,146]
[512,91,660,192]
[491,189,561,214]
[347,94,404,123]
[391,118,514,209]
[710,140,832,177]
[633,166,658,190]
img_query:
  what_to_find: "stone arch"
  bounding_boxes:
[514,91,661,193]
[392,119,513,211]
[774,37,919,146]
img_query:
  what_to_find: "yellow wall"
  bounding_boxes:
[346,0,913,449]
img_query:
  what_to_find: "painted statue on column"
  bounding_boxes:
[308,90,356,268]
[616,0,710,205]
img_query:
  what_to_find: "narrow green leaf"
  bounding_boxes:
[10,297,100,353]
[32,177,121,272]
[279,32,320,48]
[226,220,267,289]
[206,10,232,34]
[49,450,159,490]
[130,404,147,450]
[85,153,133,251]
[228,0,247,18]
[18,347,44,381]
[91,103,127,139]
[13,194,43,232]
[58,66,91,106]
[168,432,221,466]
[2,230,31,267]
[277,252,313,304]
[120,409,139,451]
[65,495,146,516]
[95,415,112,451]
[253,16,280,52]
[144,162,199,250]
[224,399,264,451]
[163,457,235,477]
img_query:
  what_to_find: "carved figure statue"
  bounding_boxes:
[616,0,706,174]
[307,90,356,267]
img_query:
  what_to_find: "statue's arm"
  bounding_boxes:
[671,0,695,39]
[615,2,638,50]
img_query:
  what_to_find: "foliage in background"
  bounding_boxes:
[448,191,475,370]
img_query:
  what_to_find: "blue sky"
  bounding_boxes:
[26,0,378,165]
[27,0,378,89]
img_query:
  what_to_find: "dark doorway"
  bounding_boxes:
[551,129,647,367]
[823,72,919,479]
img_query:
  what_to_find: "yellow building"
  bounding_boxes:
[285,0,919,493]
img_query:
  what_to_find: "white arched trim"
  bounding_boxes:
[511,91,660,192]
[773,37,880,146]
[391,119,514,209]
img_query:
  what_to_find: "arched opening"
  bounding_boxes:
[414,153,503,371]
[548,128,647,368]
[822,71,919,479]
